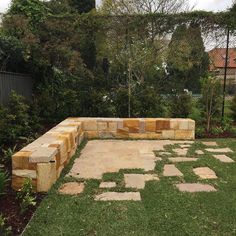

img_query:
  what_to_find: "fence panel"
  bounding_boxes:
[0,72,33,105]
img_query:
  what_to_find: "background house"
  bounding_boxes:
[209,48,236,85]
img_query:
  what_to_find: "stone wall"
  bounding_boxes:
[12,118,195,192]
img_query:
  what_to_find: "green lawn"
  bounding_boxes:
[23,139,236,236]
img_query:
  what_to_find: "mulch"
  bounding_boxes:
[0,185,45,236]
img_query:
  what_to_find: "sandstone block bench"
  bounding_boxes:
[12,118,195,192]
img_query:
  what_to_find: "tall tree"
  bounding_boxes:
[100,0,190,14]
[70,0,95,13]
[167,23,209,93]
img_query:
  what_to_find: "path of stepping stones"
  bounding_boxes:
[58,140,235,201]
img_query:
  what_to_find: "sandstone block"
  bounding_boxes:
[175,130,194,140]
[37,162,57,192]
[29,147,58,163]
[156,119,170,131]
[145,119,156,132]
[82,120,98,131]
[12,151,36,170]
[162,130,175,139]
[97,122,108,131]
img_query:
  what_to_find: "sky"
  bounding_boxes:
[0,0,233,13]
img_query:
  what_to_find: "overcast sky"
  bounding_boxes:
[0,0,233,13]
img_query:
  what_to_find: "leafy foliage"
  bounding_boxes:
[0,215,12,236]
[17,178,36,215]
[0,171,9,195]
[169,92,192,118]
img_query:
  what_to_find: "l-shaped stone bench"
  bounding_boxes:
[12,118,195,192]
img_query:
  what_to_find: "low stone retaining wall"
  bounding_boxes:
[12,118,195,192]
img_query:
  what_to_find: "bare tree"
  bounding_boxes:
[100,0,191,15]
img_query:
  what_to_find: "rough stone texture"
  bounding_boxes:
[193,167,217,179]
[69,140,190,179]
[163,165,183,177]
[59,182,85,195]
[169,157,198,163]
[95,192,141,201]
[212,155,235,163]
[29,147,58,163]
[12,170,36,179]
[99,182,117,188]
[195,150,204,155]
[173,148,188,156]
[205,148,233,153]
[202,142,218,147]
[176,183,217,192]
[124,174,159,189]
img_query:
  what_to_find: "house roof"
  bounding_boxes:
[208,48,236,69]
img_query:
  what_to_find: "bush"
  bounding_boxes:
[169,91,192,118]
[0,171,9,195]
[17,178,36,215]
[0,214,11,236]
[231,95,236,122]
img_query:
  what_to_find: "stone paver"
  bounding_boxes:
[193,167,217,179]
[169,157,198,163]
[69,140,192,179]
[59,182,85,195]
[158,152,172,156]
[124,174,159,189]
[173,148,188,156]
[163,164,183,177]
[205,148,233,153]
[95,192,141,201]
[195,150,204,155]
[179,144,191,148]
[99,182,117,188]
[212,155,235,163]
[176,183,217,192]
[202,142,218,147]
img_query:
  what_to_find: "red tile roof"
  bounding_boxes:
[209,48,236,70]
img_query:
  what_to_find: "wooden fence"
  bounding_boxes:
[0,71,33,105]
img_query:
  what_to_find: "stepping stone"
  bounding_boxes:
[173,148,188,156]
[205,148,233,153]
[169,157,198,163]
[195,150,204,155]
[158,152,172,156]
[212,155,235,163]
[179,144,191,148]
[154,156,162,161]
[163,165,183,177]
[176,183,217,192]
[59,182,85,195]
[124,174,159,189]
[99,182,117,188]
[95,192,141,201]
[202,142,218,147]
[193,167,217,179]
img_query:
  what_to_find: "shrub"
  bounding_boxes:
[230,94,236,122]
[0,171,9,195]
[0,91,31,146]
[17,178,36,215]
[169,91,192,118]
[1,146,17,165]
[0,214,12,236]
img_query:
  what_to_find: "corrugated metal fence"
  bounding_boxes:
[0,72,33,105]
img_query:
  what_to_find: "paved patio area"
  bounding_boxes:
[59,139,235,200]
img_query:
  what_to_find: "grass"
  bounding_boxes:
[23,139,236,236]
